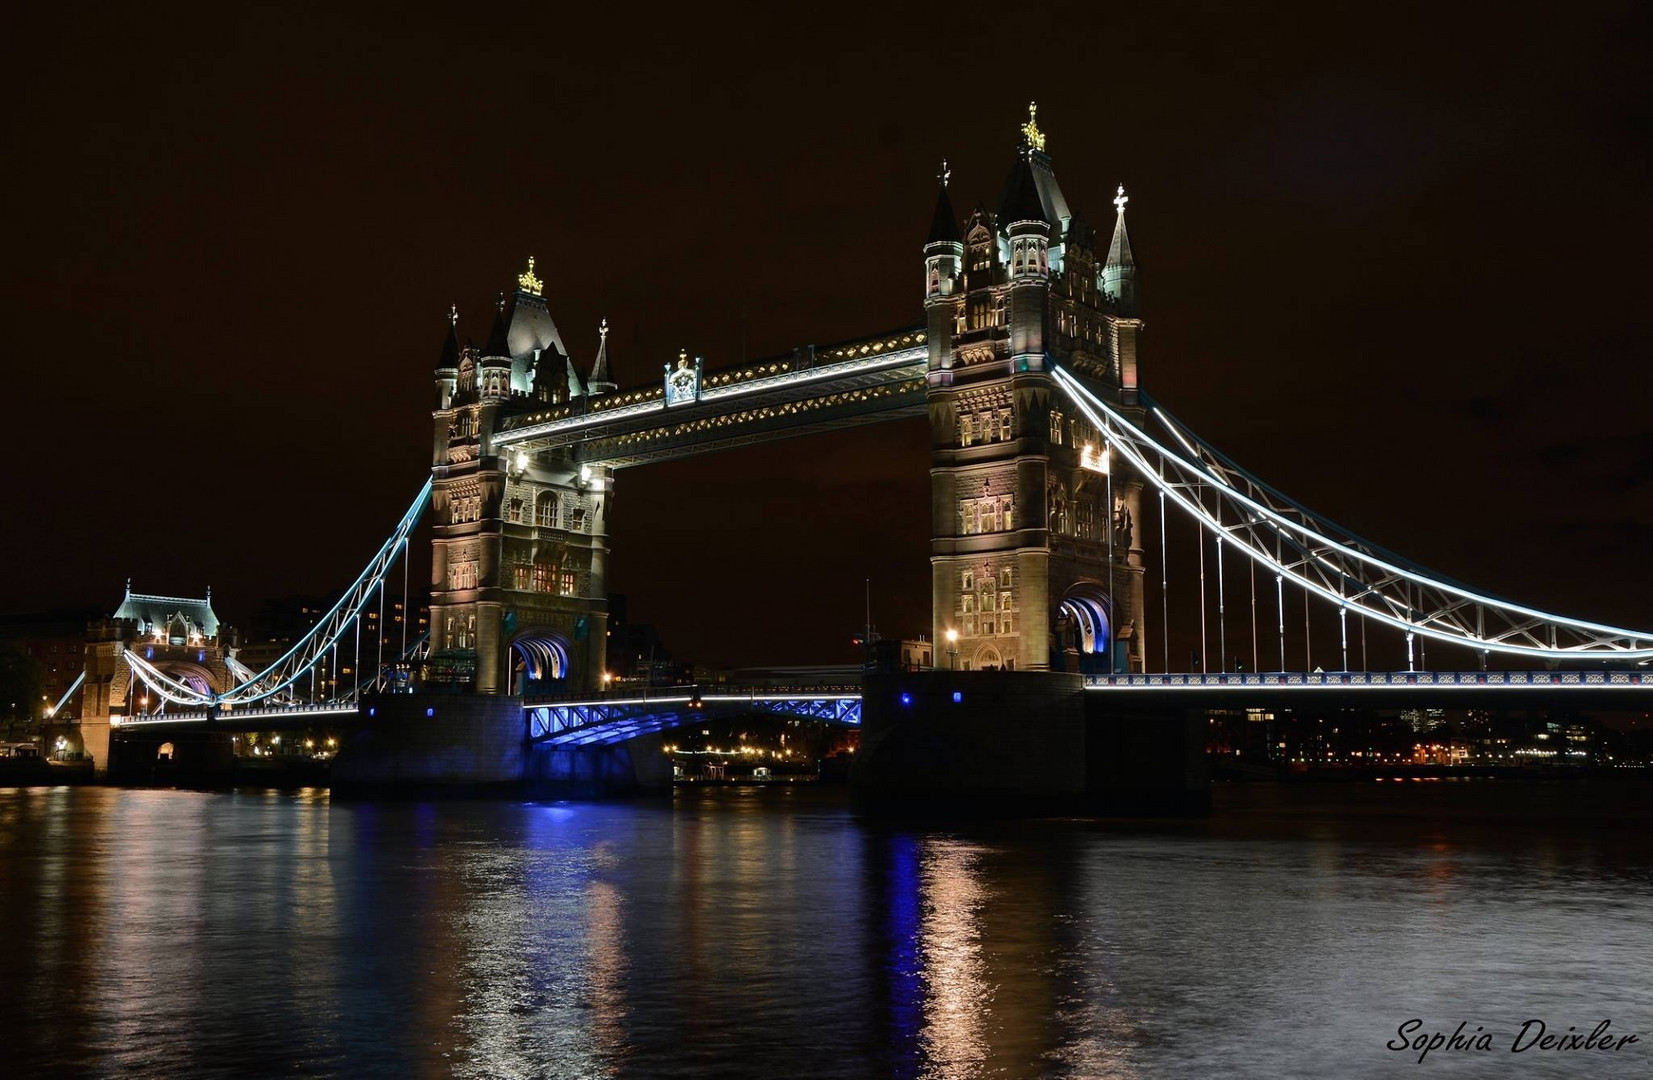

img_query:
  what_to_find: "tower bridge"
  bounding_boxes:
[55,104,1653,803]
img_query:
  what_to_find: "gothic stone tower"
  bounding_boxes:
[429,260,614,694]
[926,105,1148,673]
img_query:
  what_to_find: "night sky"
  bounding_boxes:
[5,3,1650,669]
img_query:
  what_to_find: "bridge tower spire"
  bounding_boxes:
[924,106,1148,675]
[924,159,964,379]
[587,318,617,397]
[1103,184,1138,318]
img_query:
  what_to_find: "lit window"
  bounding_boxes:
[961,571,974,591]
[561,572,577,596]
[960,415,974,447]
[1049,410,1063,444]
[999,410,1012,441]
[536,493,559,528]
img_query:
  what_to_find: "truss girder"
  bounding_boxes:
[1051,367,1653,660]
[526,691,863,748]
[496,348,928,468]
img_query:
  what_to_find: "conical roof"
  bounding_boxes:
[483,296,511,359]
[997,152,1050,229]
[1106,206,1135,267]
[438,308,461,370]
[927,183,961,245]
[589,319,614,387]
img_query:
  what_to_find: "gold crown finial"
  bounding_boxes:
[1021,101,1046,153]
[517,255,543,296]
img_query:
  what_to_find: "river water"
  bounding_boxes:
[2,781,1650,1078]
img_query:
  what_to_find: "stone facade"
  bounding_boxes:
[428,275,614,694]
[926,108,1148,673]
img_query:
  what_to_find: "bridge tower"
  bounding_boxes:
[927,105,1148,673]
[75,585,231,770]
[428,261,613,694]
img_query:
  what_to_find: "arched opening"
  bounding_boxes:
[1055,582,1113,675]
[972,644,1004,671]
[157,742,175,761]
[156,662,216,699]
[510,631,571,696]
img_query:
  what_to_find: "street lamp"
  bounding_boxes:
[945,629,959,670]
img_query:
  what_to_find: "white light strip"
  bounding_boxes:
[1053,367,1653,658]
[496,347,925,446]
[1143,394,1649,643]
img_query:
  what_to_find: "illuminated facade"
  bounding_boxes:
[76,585,235,765]
[926,106,1148,672]
[429,274,614,694]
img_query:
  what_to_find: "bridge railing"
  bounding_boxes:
[1085,670,1649,690]
[523,682,863,707]
[113,701,363,727]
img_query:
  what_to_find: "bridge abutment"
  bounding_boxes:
[331,695,667,799]
[853,672,1208,815]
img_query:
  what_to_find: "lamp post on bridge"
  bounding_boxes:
[946,629,958,671]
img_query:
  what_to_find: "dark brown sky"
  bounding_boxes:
[3,2,1650,668]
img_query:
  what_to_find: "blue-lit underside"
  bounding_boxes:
[527,693,862,747]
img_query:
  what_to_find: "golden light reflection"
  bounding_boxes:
[919,840,990,1076]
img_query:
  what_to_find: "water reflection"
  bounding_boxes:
[1,783,1651,1078]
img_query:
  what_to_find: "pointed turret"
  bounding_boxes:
[1103,184,1139,316]
[483,294,512,359]
[587,318,617,396]
[924,161,966,376]
[997,152,1049,230]
[435,305,460,409]
[927,166,961,245]
[479,295,513,399]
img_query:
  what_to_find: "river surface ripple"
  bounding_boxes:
[2,781,1650,1078]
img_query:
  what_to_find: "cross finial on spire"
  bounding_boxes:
[517,255,543,296]
[1021,101,1046,153]
[496,291,506,313]
[1113,184,1129,214]
[938,158,951,188]
[600,317,609,340]
[449,303,458,326]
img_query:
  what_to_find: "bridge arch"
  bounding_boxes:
[972,643,1004,671]
[154,660,217,698]
[1056,582,1113,674]
[510,630,572,695]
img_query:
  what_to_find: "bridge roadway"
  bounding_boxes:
[112,670,1650,741]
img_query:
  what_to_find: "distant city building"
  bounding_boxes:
[0,607,101,720]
